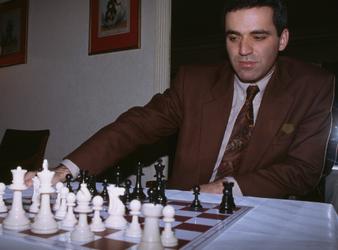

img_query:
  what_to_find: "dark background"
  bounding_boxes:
[171,0,338,83]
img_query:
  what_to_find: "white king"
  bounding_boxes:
[38,159,55,193]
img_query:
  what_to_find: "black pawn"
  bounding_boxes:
[76,170,85,191]
[121,179,132,204]
[147,187,156,204]
[101,179,109,202]
[131,162,146,201]
[65,174,73,193]
[114,165,122,187]
[88,175,98,196]
[190,185,203,211]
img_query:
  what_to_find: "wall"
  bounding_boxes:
[0,0,157,167]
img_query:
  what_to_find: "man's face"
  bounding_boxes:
[225,7,289,83]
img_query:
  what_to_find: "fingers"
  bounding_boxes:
[24,171,37,187]
[200,181,224,194]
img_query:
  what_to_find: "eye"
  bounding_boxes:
[253,35,267,41]
[227,34,239,42]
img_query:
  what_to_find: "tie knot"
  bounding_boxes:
[246,85,259,102]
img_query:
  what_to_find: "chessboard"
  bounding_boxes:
[0,197,252,250]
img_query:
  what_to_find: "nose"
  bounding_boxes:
[239,38,253,56]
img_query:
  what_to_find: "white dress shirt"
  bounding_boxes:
[209,70,273,195]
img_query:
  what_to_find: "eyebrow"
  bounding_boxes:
[225,29,271,36]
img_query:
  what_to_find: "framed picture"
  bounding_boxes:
[89,0,140,55]
[0,0,28,67]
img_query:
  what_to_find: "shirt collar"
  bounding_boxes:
[234,69,274,95]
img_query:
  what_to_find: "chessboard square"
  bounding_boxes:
[203,208,225,214]
[173,215,192,222]
[175,209,202,217]
[174,223,212,233]
[105,230,141,244]
[21,229,68,239]
[174,228,202,240]
[180,207,209,212]
[185,217,221,226]
[49,231,102,245]
[83,238,137,250]
[167,200,190,206]
[159,220,181,228]
[197,213,228,220]
[200,202,217,209]
[94,228,119,237]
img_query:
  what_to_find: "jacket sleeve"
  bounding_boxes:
[65,70,186,175]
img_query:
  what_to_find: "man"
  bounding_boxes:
[26,0,334,198]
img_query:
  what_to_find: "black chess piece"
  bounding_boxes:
[190,185,203,211]
[114,165,122,187]
[65,174,73,193]
[121,179,132,204]
[88,175,98,196]
[154,159,167,205]
[131,162,146,201]
[147,186,156,204]
[219,182,234,214]
[101,179,109,202]
[76,169,85,191]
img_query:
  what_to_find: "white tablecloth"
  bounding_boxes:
[0,189,337,250]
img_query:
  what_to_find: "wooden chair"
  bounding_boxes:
[0,129,50,184]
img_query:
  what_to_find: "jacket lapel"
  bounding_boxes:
[239,61,294,173]
[198,66,234,184]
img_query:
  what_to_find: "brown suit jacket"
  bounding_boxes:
[67,57,335,198]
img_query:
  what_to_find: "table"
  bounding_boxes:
[326,165,338,212]
[0,189,337,250]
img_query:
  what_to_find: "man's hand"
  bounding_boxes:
[24,165,71,187]
[200,179,224,194]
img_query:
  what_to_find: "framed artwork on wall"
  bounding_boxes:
[89,0,140,55]
[0,0,28,67]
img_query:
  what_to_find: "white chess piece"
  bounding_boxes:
[3,166,30,230]
[53,182,64,212]
[125,199,142,238]
[70,183,94,242]
[90,195,105,232]
[54,186,69,220]
[0,183,8,213]
[31,160,58,234]
[60,192,77,230]
[29,176,40,213]
[161,205,178,247]
[138,203,164,250]
[104,185,127,229]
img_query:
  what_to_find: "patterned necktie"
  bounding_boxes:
[215,85,259,181]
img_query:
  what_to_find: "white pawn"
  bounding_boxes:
[90,195,105,232]
[53,182,63,211]
[125,199,142,238]
[70,183,94,242]
[54,186,69,220]
[60,192,77,230]
[0,183,7,213]
[29,176,40,213]
[161,205,178,247]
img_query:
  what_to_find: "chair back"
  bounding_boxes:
[0,129,50,184]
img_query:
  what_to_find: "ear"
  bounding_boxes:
[278,28,289,51]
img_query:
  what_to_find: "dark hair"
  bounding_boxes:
[224,0,288,36]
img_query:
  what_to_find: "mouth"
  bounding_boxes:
[238,61,257,68]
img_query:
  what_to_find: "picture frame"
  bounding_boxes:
[0,0,28,67]
[89,0,140,55]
